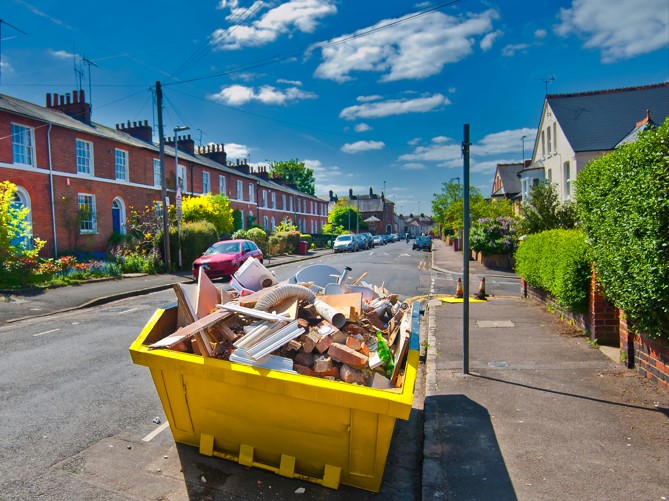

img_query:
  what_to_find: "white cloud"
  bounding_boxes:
[398,141,462,163]
[431,136,450,144]
[340,94,449,120]
[480,29,502,51]
[401,162,427,170]
[501,43,530,57]
[474,128,537,155]
[341,140,385,153]
[555,0,669,62]
[212,0,337,50]
[354,123,372,132]
[314,9,499,82]
[0,56,12,75]
[357,95,383,102]
[48,49,75,59]
[208,84,317,105]
[408,137,422,146]
[534,28,547,38]
[220,142,249,158]
[277,78,303,86]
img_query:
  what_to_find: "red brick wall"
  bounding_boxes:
[620,314,669,391]
[588,269,619,345]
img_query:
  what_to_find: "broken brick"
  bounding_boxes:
[313,356,333,373]
[340,364,366,384]
[315,334,333,353]
[327,343,369,368]
[293,364,316,377]
[294,352,315,368]
[302,330,322,353]
[345,336,362,351]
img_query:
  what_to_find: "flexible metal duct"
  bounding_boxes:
[254,284,316,312]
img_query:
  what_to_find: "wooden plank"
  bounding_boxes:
[390,335,409,387]
[317,292,362,321]
[148,310,230,349]
[196,267,220,319]
[173,283,197,327]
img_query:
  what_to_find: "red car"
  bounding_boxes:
[192,239,263,279]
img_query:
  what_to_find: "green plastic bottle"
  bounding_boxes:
[376,331,395,375]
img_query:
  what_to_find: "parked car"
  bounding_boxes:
[412,235,432,251]
[382,234,393,244]
[372,235,384,246]
[354,233,368,251]
[192,239,263,279]
[333,234,358,253]
[360,232,374,248]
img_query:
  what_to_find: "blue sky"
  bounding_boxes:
[2,0,668,215]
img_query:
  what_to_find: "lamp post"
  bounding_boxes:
[174,125,189,271]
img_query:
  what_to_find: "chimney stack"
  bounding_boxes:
[116,119,153,142]
[46,89,91,123]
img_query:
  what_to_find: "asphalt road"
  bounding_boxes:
[0,242,439,501]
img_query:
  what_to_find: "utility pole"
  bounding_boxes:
[156,81,171,271]
[462,124,471,375]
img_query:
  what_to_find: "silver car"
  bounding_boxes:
[333,234,358,253]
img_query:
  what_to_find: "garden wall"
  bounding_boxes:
[620,314,669,391]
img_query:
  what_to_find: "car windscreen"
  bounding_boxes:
[336,235,352,241]
[204,242,241,255]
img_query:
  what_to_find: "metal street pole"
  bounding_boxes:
[156,81,170,271]
[462,123,471,375]
[174,125,189,271]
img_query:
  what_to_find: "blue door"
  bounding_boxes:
[112,200,121,234]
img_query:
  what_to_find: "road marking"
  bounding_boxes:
[142,421,170,442]
[120,308,138,315]
[33,328,61,337]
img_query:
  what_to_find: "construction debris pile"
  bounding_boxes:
[148,258,413,389]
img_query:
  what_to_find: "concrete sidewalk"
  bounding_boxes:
[423,241,668,500]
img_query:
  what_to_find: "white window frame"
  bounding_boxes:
[248,184,255,203]
[547,125,552,155]
[289,197,294,212]
[177,164,187,192]
[115,148,128,181]
[219,175,226,196]
[11,123,35,166]
[76,139,93,175]
[563,161,571,200]
[240,209,245,229]
[282,194,287,210]
[78,193,97,234]
[263,216,269,231]
[271,217,276,231]
[262,190,268,208]
[153,159,161,187]
[237,180,243,200]
[271,192,276,209]
[541,130,546,157]
[202,171,210,194]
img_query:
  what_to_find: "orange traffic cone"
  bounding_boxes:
[455,277,463,298]
[474,277,487,300]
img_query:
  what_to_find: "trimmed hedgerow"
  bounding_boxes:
[575,118,669,339]
[515,229,591,312]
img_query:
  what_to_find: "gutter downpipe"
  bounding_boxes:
[47,122,58,257]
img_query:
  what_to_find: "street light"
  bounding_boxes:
[521,135,527,164]
[174,125,189,271]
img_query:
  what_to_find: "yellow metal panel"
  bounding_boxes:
[279,454,296,478]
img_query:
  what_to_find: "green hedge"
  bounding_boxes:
[159,221,218,271]
[300,234,312,247]
[515,229,590,311]
[576,118,669,338]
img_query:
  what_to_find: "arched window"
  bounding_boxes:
[10,186,33,248]
[111,197,126,235]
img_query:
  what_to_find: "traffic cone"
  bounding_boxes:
[455,278,463,298]
[474,277,487,300]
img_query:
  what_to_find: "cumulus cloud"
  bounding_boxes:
[401,162,427,170]
[480,29,503,51]
[354,123,372,132]
[341,140,385,153]
[431,136,450,144]
[474,128,537,155]
[48,49,76,59]
[357,95,383,102]
[314,9,499,82]
[277,78,303,86]
[212,0,337,50]
[219,142,249,158]
[340,94,449,120]
[208,84,317,105]
[501,43,530,57]
[534,28,547,38]
[555,0,669,62]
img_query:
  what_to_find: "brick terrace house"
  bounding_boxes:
[327,187,396,235]
[0,90,328,258]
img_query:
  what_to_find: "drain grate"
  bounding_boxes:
[476,320,515,328]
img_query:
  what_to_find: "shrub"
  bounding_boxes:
[270,231,301,255]
[231,229,248,240]
[470,216,519,256]
[515,229,590,311]
[174,221,219,271]
[246,227,268,254]
[575,117,669,338]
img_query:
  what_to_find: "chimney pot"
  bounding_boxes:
[46,93,52,107]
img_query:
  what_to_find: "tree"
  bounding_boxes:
[180,193,234,235]
[328,199,366,232]
[269,159,316,195]
[0,181,45,263]
[519,182,577,235]
[432,182,486,233]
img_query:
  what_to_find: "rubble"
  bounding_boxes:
[148,257,413,389]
